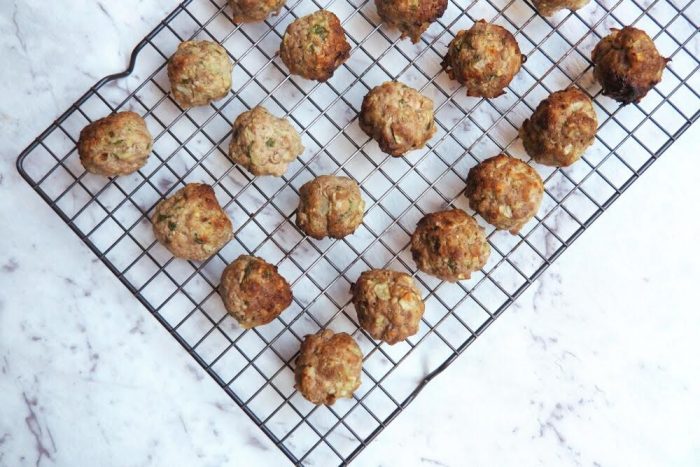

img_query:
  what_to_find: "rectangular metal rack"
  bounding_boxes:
[16,0,699,464]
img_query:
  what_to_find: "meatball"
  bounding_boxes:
[359,81,436,157]
[168,40,233,108]
[228,0,285,23]
[351,269,425,344]
[279,10,351,82]
[152,183,233,261]
[520,87,598,167]
[219,255,292,328]
[78,111,152,177]
[295,330,363,405]
[592,26,668,104]
[296,175,365,240]
[442,20,525,98]
[410,209,490,282]
[532,0,591,16]
[465,155,543,234]
[375,0,448,43]
[228,106,304,177]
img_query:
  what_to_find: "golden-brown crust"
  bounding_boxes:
[228,0,285,23]
[359,81,436,157]
[295,330,363,405]
[228,106,304,177]
[167,40,233,108]
[591,26,668,105]
[465,155,543,234]
[152,183,233,261]
[375,0,448,43]
[532,0,591,16]
[351,269,425,344]
[410,209,490,282]
[279,10,351,82]
[296,175,365,240]
[442,20,525,98]
[219,255,293,328]
[520,87,598,167]
[78,111,152,177]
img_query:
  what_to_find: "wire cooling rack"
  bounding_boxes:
[16,0,699,464]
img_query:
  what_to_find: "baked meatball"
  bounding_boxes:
[152,183,233,261]
[442,20,525,98]
[228,106,304,177]
[78,111,152,177]
[532,0,591,16]
[295,330,363,405]
[351,269,425,344]
[465,155,543,234]
[520,87,598,167]
[359,81,436,157]
[410,209,490,282]
[296,175,365,240]
[228,0,285,23]
[219,255,293,328]
[375,0,448,43]
[592,27,669,105]
[168,40,233,108]
[279,10,351,82]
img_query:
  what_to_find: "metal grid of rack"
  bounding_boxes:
[16,0,699,464]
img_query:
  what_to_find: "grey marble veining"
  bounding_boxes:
[1,1,699,466]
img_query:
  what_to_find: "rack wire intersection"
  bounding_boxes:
[16,0,699,464]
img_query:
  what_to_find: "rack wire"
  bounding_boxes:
[16,0,699,464]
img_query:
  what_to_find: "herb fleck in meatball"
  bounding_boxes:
[532,0,591,16]
[168,40,233,108]
[279,10,351,82]
[78,111,152,177]
[410,209,490,282]
[152,183,233,261]
[228,0,285,23]
[465,155,543,234]
[376,0,448,43]
[359,81,436,157]
[442,20,525,98]
[520,87,598,167]
[352,269,425,344]
[296,175,365,240]
[591,26,668,105]
[295,330,363,405]
[228,106,304,177]
[219,255,292,328]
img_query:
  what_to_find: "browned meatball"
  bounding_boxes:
[351,269,425,344]
[152,183,233,261]
[375,0,448,43]
[78,111,152,177]
[296,175,365,240]
[410,209,490,282]
[295,330,363,405]
[520,87,598,167]
[465,155,543,234]
[359,81,436,157]
[591,26,669,105]
[219,255,293,328]
[228,106,304,177]
[532,0,591,16]
[279,10,351,82]
[228,0,285,23]
[168,40,233,108]
[442,20,525,98]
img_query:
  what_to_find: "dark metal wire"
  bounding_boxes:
[16,0,699,464]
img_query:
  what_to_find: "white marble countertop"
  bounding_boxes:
[1,1,699,466]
